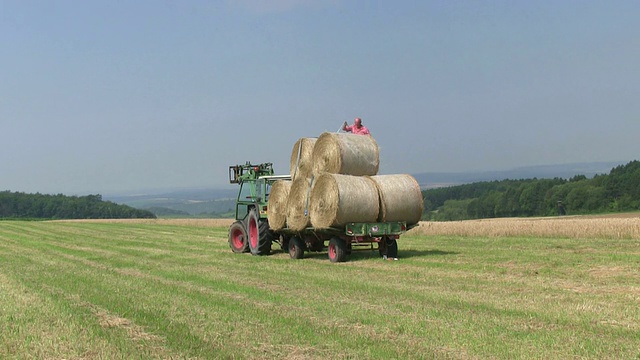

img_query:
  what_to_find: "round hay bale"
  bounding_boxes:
[286,177,314,231]
[309,173,379,228]
[267,180,292,230]
[289,137,317,180]
[311,132,379,176]
[369,174,424,225]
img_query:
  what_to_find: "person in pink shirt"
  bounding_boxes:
[342,117,371,135]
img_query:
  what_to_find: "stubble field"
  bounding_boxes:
[1,214,639,359]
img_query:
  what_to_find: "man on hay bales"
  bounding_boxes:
[342,117,371,136]
[342,117,398,261]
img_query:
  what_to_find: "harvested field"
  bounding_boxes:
[2,219,639,359]
[410,212,640,239]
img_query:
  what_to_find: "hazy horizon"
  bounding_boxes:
[3,1,639,195]
[105,160,635,197]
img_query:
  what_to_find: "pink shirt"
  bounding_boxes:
[344,124,371,135]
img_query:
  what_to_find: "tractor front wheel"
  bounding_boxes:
[247,209,272,256]
[328,237,347,263]
[228,221,248,253]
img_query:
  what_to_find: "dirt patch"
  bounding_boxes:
[89,304,161,342]
[588,265,635,279]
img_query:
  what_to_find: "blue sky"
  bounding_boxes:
[2,0,639,194]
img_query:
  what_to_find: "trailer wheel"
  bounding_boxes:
[247,209,272,256]
[379,237,398,259]
[387,238,398,259]
[228,221,248,253]
[279,234,291,252]
[328,237,347,263]
[288,236,305,259]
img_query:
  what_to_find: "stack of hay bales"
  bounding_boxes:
[369,174,423,225]
[286,176,314,230]
[311,132,379,176]
[285,137,317,231]
[266,180,291,231]
[268,132,423,231]
[309,173,380,228]
[290,137,317,180]
[308,132,381,228]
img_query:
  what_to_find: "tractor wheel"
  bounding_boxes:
[247,209,272,256]
[328,237,347,263]
[288,236,305,259]
[228,220,248,253]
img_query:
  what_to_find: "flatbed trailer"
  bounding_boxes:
[274,221,411,262]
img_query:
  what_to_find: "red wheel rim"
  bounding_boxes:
[249,217,258,249]
[289,244,296,257]
[329,243,336,260]
[231,228,244,248]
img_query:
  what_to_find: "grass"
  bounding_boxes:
[0,219,639,359]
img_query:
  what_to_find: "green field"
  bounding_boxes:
[1,220,639,359]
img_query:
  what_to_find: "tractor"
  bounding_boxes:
[227,161,411,262]
[227,162,290,256]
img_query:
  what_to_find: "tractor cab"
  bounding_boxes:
[228,162,289,221]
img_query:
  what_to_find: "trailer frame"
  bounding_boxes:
[274,221,412,262]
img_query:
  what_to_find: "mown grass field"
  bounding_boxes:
[1,217,639,359]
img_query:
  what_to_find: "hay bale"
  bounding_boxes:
[309,173,379,228]
[267,180,291,230]
[286,177,314,231]
[289,137,317,180]
[369,174,424,225]
[311,132,379,176]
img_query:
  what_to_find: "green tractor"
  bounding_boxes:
[227,162,290,256]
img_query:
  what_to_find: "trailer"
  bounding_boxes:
[277,221,408,262]
[227,162,413,262]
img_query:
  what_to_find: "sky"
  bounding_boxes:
[2,0,639,195]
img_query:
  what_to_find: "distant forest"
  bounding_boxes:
[0,192,156,219]
[423,160,640,221]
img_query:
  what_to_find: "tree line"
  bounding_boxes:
[0,191,156,219]
[423,160,640,221]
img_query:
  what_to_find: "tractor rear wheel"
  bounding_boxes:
[228,221,248,253]
[247,208,272,256]
[328,237,347,263]
[288,236,305,259]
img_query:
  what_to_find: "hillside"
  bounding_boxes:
[105,188,236,217]
[0,192,155,219]
[423,160,640,221]
[414,161,625,188]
